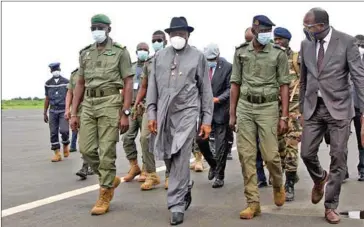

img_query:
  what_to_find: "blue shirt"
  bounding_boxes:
[45,76,69,112]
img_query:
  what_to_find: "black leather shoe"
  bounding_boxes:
[184,180,194,211]
[212,179,224,188]
[76,164,88,180]
[257,181,268,188]
[170,212,184,225]
[208,168,216,180]
[227,152,233,160]
[358,173,364,182]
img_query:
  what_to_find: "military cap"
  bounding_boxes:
[91,14,111,25]
[48,62,60,69]
[203,43,220,60]
[252,15,275,28]
[274,27,292,41]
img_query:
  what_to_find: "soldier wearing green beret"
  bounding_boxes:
[70,14,134,215]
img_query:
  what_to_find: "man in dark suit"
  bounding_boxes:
[196,43,232,188]
[299,8,364,224]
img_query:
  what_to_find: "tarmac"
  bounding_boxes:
[1,109,364,227]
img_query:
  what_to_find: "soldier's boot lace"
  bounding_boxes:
[123,159,141,182]
[141,172,161,191]
[51,149,62,162]
[239,202,261,219]
[90,187,112,215]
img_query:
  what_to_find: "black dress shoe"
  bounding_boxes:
[358,173,364,181]
[208,168,216,180]
[227,152,233,160]
[212,179,224,188]
[184,180,194,211]
[170,212,184,225]
[257,181,268,188]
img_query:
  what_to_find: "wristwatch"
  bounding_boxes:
[123,109,131,116]
[280,116,289,122]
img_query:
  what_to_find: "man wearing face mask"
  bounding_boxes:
[146,16,213,225]
[44,62,70,162]
[133,30,169,190]
[299,8,364,224]
[122,42,150,183]
[273,27,302,202]
[70,14,133,215]
[230,15,290,219]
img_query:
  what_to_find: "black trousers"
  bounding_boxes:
[353,107,364,174]
[49,111,70,150]
[197,122,229,180]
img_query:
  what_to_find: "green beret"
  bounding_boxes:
[91,14,111,25]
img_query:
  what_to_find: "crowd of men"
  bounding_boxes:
[42,6,364,226]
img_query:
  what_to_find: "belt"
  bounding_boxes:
[242,94,278,104]
[50,105,65,110]
[85,88,120,98]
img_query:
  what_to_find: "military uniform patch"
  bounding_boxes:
[113,42,124,49]
[254,20,259,25]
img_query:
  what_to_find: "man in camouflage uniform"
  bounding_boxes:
[70,14,133,215]
[122,42,151,183]
[273,27,302,201]
[65,68,94,180]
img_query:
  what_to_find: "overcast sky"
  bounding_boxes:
[2,1,363,99]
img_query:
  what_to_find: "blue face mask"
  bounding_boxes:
[152,41,164,52]
[257,32,272,45]
[207,61,217,68]
[137,50,149,61]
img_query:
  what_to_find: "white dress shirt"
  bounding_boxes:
[316,27,332,97]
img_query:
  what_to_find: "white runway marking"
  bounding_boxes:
[1,147,237,218]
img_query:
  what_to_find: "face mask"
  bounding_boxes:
[52,71,61,77]
[152,41,164,52]
[137,50,149,61]
[92,30,107,43]
[170,36,186,50]
[257,32,272,45]
[207,61,217,68]
[359,47,364,56]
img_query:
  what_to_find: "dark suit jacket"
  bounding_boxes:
[299,27,364,120]
[211,58,232,124]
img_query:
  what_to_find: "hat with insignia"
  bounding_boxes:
[165,16,194,34]
[252,15,275,28]
[91,14,111,25]
[274,27,292,41]
[204,43,220,60]
[48,62,60,70]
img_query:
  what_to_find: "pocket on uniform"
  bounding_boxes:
[106,117,120,142]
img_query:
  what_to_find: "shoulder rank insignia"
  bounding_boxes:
[113,42,125,49]
[273,44,286,51]
[235,42,249,49]
[79,44,92,55]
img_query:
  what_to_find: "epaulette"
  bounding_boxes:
[273,44,286,51]
[235,42,249,49]
[79,44,92,55]
[113,42,125,49]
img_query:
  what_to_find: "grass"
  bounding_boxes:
[2,100,44,110]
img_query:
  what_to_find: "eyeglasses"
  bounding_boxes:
[152,39,163,43]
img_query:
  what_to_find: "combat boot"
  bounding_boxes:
[87,166,94,175]
[194,152,204,172]
[138,164,147,182]
[165,177,169,190]
[285,172,296,202]
[110,176,121,200]
[141,172,161,190]
[63,144,70,158]
[51,149,62,162]
[273,186,286,207]
[190,152,197,170]
[123,159,141,182]
[239,202,261,219]
[76,163,88,180]
[90,187,112,215]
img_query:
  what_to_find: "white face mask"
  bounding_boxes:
[359,47,364,56]
[92,30,107,43]
[52,71,61,77]
[170,36,186,50]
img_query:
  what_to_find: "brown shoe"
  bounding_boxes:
[110,176,121,200]
[273,186,286,207]
[138,171,147,182]
[91,187,112,215]
[312,171,328,204]
[63,145,70,158]
[194,152,204,172]
[123,159,141,182]
[239,202,261,219]
[141,173,161,191]
[165,177,169,190]
[325,209,340,224]
[51,149,62,162]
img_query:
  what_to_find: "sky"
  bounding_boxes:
[2,1,364,99]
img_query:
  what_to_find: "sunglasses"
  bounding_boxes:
[152,39,163,43]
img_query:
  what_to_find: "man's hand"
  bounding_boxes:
[229,114,237,132]
[148,120,157,134]
[70,116,80,131]
[64,109,71,121]
[119,115,129,134]
[213,97,220,104]
[199,124,211,140]
[278,119,288,135]
[43,112,48,123]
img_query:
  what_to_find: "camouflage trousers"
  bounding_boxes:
[278,110,302,173]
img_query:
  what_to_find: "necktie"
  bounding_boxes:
[317,40,325,71]
[208,67,213,81]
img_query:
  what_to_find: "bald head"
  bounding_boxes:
[245,27,254,42]
[136,42,149,51]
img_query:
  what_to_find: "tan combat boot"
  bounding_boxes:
[123,159,141,182]
[273,186,286,207]
[138,164,147,182]
[51,149,62,162]
[63,144,70,158]
[141,172,161,190]
[110,176,121,200]
[90,187,112,215]
[239,202,261,219]
[194,152,204,172]
[164,177,169,190]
